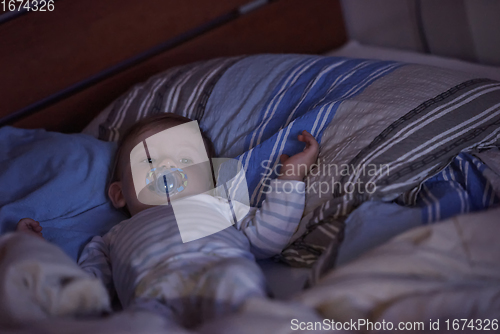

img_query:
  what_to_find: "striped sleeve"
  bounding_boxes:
[235,179,305,259]
[78,235,114,297]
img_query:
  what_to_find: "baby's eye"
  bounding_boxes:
[141,158,155,164]
[179,158,193,165]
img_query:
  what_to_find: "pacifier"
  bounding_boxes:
[145,166,188,196]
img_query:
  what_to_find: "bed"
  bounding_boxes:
[1,0,499,332]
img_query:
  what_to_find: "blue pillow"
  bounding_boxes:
[0,127,126,260]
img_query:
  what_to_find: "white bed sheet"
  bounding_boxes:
[324,40,500,81]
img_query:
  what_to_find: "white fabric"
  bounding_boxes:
[198,298,340,334]
[0,233,110,326]
[1,311,183,334]
[296,207,500,323]
[325,40,500,81]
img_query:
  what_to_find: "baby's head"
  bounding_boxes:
[108,113,215,216]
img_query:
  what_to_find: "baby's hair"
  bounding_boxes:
[108,113,215,187]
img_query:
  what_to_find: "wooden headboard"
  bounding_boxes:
[0,0,346,133]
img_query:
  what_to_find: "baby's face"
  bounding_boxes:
[119,121,213,215]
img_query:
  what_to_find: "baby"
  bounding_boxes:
[76,113,317,328]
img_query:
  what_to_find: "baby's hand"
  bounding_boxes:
[278,130,319,181]
[16,218,43,239]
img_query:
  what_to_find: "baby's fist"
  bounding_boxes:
[16,218,43,239]
[278,130,319,181]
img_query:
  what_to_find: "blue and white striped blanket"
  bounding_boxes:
[204,55,402,207]
[417,152,499,224]
[335,150,500,268]
[96,54,500,266]
[203,56,500,266]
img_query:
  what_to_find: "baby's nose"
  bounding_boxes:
[158,156,177,168]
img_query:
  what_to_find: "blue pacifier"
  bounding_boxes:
[146,166,188,196]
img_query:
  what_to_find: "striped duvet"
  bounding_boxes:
[99,54,500,267]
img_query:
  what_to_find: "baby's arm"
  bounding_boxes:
[236,130,318,259]
[236,179,305,259]
[78,235,115,298]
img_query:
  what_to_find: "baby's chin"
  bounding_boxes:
[136,188,176,206]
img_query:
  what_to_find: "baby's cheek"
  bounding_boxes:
[186,164,213,194]
[130,165,151,195]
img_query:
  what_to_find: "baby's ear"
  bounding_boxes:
[108,181,127,209]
